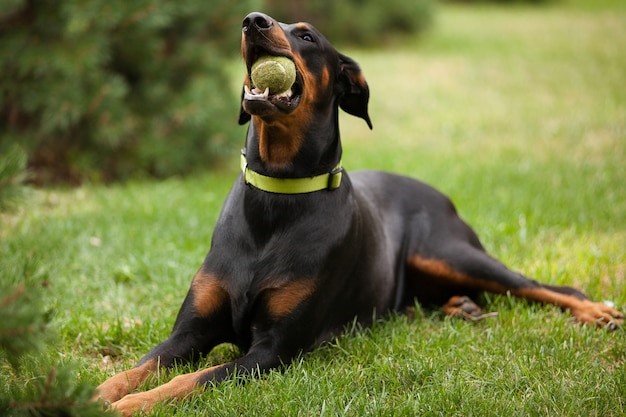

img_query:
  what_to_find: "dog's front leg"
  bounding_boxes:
[96,270,234,405]
[108,273,319,415]
[110,339,292,416]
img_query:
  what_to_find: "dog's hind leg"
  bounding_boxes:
[406,240,623,328]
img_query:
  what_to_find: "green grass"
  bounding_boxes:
[2,2,626,416]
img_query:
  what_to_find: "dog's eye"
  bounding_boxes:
[300,33,315,43]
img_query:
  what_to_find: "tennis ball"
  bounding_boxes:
[251,56,296,95]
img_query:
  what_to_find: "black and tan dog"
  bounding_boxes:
[97,12,623,415]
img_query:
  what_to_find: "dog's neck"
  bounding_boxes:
[244,113,342,179]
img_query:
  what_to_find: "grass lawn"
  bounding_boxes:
[2,1,625,416]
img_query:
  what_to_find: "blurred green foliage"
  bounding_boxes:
[0,144,27,211]
[0,0,435,185]
[264,0,436,45]
[0,0,258,184]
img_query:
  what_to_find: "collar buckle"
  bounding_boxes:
[327,166,343,190]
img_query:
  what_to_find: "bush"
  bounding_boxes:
[0,283,113,417]
[0,0,258,184]
[263,0,436,46]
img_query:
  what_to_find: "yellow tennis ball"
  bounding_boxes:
[251,56,296,94]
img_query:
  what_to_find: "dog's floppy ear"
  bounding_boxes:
[238,86,251,125]
[338,52,372,129]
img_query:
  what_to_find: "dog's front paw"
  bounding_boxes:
[94,378,130,406]
[111,393,155,417]
[571,301,624,330]
[95,360,158,406]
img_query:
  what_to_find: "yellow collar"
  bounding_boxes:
[240,151,343,194]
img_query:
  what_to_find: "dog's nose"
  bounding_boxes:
[243,12,273,33]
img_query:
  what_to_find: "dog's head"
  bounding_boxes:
[238,12,372,130]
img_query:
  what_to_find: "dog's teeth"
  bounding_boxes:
[244,84,270,101]
[244,84,257,100]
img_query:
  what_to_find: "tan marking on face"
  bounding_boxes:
[268,24,291,51]
[241,35,247,63]
[320,65,331,91]
[191,271,228,318]
[292,52,315,107]
[265,279,316,319]
[96,358,158,404]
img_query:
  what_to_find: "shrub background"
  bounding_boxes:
[0,0,258,184]
[264,0,435,45]
[0,0,434,185]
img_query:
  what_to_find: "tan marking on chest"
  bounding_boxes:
[265,279,316,319]
[191,271,228,318]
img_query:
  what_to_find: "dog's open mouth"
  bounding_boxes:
[243,84,300,111]
[243,51,303,116]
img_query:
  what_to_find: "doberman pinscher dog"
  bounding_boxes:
[96,12,623,415]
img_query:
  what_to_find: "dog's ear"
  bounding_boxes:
[238,86,251,125]
[338,53,373,129]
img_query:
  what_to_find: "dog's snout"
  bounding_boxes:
[243,12,273,33]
